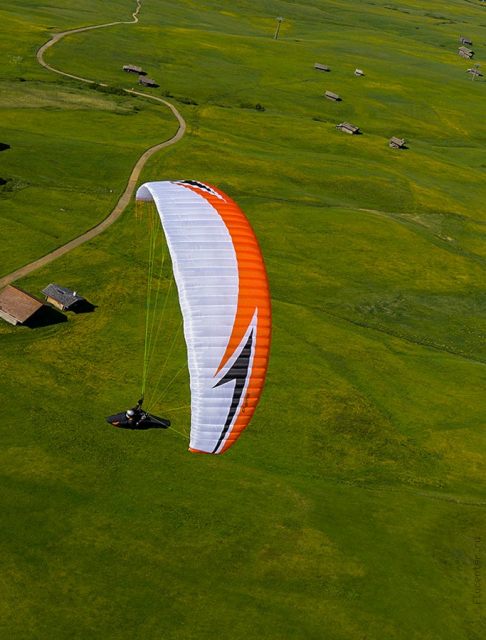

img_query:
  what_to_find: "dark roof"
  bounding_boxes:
[460,36,472,45]
[42,284,85,308]
[0,286,44,323]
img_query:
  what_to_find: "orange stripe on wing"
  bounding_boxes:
[178,182,271,453]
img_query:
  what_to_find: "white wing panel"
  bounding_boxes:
[136,181,241,453]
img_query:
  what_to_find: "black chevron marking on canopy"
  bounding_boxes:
[178,180,213,194]
[211,329,254,454]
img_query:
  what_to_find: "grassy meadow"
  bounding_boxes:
[1,1,486,638]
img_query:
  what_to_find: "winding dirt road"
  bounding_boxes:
[0,0,186,288]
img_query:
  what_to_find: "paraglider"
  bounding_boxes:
[106,397,171,430]
[107,180,271,454]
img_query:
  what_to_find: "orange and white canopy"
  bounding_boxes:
[135,181,271,454]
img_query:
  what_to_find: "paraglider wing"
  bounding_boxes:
[135,180,271,454]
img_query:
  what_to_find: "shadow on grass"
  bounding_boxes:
[26,306,67,328]
[72,300,97,314]
[0,143,10,152]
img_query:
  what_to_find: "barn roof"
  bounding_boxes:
[336,122,359,133]
[123,64,142,73]
[42,284,85,308]
[0,286,44,323]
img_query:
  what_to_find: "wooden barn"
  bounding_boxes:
[459,46,474,59]
[123,64,142,74]
[314,63,329,72]
[354,69,364,76]
[389,136,405,149]
[0,285,44,326]
[460,36,473,46]
[139,76,155,87]
[325,91,340,101]
[336,122,359,135]
[467,68,482,77]
[42,284,85,311]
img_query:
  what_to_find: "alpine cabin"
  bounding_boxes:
[336,122,359,134]
[42,284,85,311]
[123,64,142,74]
[389,137,405,149]
[459,46,474,59]
[325,91,340,101]
[139,77,155,87]
[0,286,44,326]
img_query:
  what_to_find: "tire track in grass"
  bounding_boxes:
[0,0,186,288]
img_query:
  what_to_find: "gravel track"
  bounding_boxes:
[0,0,186,288]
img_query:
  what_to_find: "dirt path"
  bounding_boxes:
[0,0,186,289]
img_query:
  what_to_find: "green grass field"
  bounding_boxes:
[1,1,486,638]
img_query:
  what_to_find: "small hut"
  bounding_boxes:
[42,284,85,311]
[336,122,359,134]
[467,68,482,76]
[460,36,473,46]
[325,91,340,101]
[459,46,474,59]
[123,64,142,74]
[354,69,364,76]
[0,285,44,326]
[314,63,329,72]
[389,137,405,149]
[139,77,155,87]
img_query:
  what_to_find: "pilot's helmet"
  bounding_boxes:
[126,409,135,417]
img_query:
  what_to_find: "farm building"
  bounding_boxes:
[389,137,406,149]
[325,91,340,101]
[314,63,329,72]
[123,64,142,74]
[139,77,155,87]
[467,68,482,76]
[459,46,474,59]
[460,36,473,46]
[42,284,85,311]
[354,69,364,76]
[336,122,359,134]
[0,285,44,326]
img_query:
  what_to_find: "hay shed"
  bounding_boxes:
[389,137,405,149]
[325,91,340,101]
[336,122,359,134]
[42,284,85,311]
[123,64,142,74]
[0,286,44,326]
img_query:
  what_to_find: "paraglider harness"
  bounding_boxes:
[106,397,171,430]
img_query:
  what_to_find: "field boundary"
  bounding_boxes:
[0,0,186,288]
